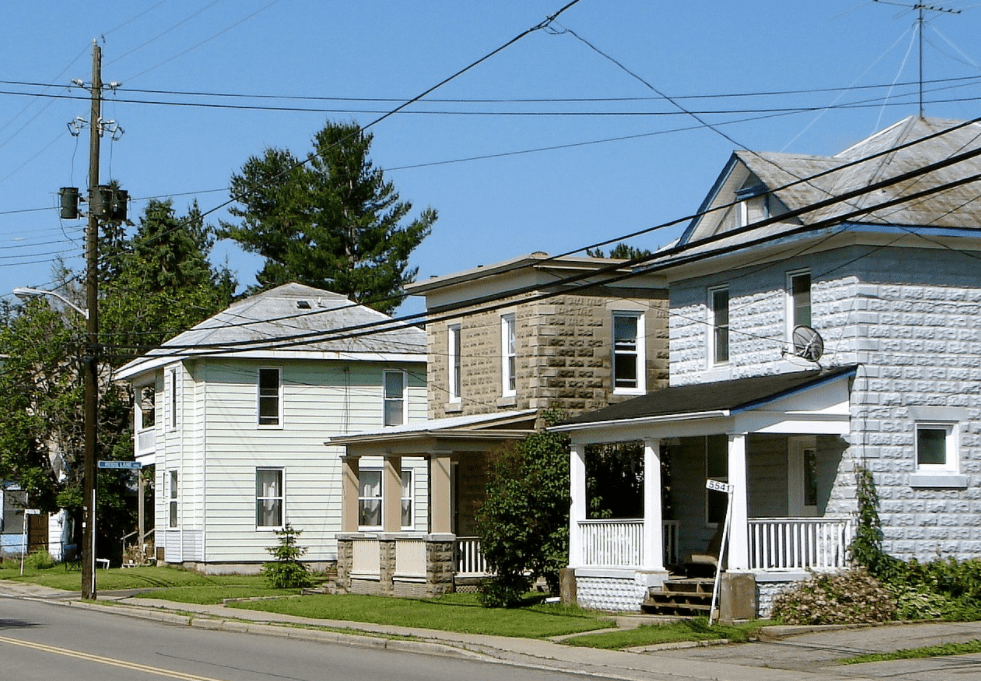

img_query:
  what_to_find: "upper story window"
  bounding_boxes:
[613,311,645,393]
[737,183,769,227]
[383,371,406,427]
[256,468,284,529]
[167,367,179,431]
[501,313,516,397]
[258,367,282,428]
[709,286,730,365]
[448,324,461,403]
[788,270,812,332]
[916,423,958,474]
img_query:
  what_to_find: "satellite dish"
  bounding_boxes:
[792,325,824,363]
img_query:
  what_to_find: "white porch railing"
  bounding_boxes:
[455,536,490,576]
[351,537,380,576]
[394,538,426,578]
[749,517,853,571]
[135,427,156,458]
[578,519,680,568]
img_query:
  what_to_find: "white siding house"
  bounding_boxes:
[554,117,981,615]
[115,283,427,572]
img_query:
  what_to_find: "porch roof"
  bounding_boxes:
[329,409,539,447]
[552,365,857,433]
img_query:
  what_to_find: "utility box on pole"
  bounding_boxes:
[59,187,80,220]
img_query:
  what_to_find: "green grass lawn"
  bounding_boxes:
[226,591,611,639]
[563,617,770,649]
[0,562,271,593]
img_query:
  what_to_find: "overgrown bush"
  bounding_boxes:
[24,550,55,570]
[771,569,897,624]
[261,523,311,589]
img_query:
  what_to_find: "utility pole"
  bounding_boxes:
[82,39,102,601]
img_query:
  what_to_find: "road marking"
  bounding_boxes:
[0,635,229,681]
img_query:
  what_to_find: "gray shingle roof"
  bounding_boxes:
[683,116,981,250]
[116,283,425,378]
[553,365,857,429]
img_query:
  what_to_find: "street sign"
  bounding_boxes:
[705,479,733,494]
[97,460,142,470]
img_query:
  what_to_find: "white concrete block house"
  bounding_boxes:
[552,117,981,615]
[115,283,427,572]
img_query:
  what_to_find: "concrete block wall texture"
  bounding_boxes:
[668,246,981,564]
[426,291,668,420]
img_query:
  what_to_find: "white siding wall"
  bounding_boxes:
[150,358,426,566]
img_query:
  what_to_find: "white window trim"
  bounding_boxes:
[448,324,461,403]
[383,370,407,427]
[501,313,516,398]
[256,467,285,530]
[612,310,645,395]
[914,422,958,474]
[786,269,812,340]
[357,467,417,531]
[708,286,730,367]
[257,367,283,429]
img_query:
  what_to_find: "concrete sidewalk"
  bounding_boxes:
[4,580,981,681]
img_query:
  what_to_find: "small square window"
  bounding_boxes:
[916,423,957,472]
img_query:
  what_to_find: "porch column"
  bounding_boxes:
[727,434,749,570]
[383,455,402,532]
[341,456,360,532]
[429,451,452,534]
[569,442,586,567]
[643,438,664,571]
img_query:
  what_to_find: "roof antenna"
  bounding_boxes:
[874,1,961,117]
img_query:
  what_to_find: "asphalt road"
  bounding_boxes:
[0,597,617,681]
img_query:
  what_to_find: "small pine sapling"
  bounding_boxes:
[261,523,312,589]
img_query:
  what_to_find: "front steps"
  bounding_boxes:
[641,577,715,617]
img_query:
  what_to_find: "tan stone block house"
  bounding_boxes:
[330,252,667,596]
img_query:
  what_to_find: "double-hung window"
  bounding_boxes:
[401,470,413,529]
[168,471,178,528]
[383,371,406,426]
[358,470,382,528]
[448,324,461,403]
[709,287,730,365]
[788,270,812,331]
[613,311,645,393]
[258,367,282,427]
[256,468,284,529]
[501,314,516,397]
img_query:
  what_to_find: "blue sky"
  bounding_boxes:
[2,1,980,318]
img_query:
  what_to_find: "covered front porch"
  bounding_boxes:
[328,410,539,597]
[553,366,858,615]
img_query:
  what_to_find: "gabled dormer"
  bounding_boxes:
[679,155,799,247]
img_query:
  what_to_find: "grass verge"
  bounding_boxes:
[563,617,770,649]
[226,592,610,639]
[842,639,981,664]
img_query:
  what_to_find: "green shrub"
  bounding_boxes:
[261,524,311,589]
[771,569,897,625]
[24,550,55,570]
[478,572,530,608]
